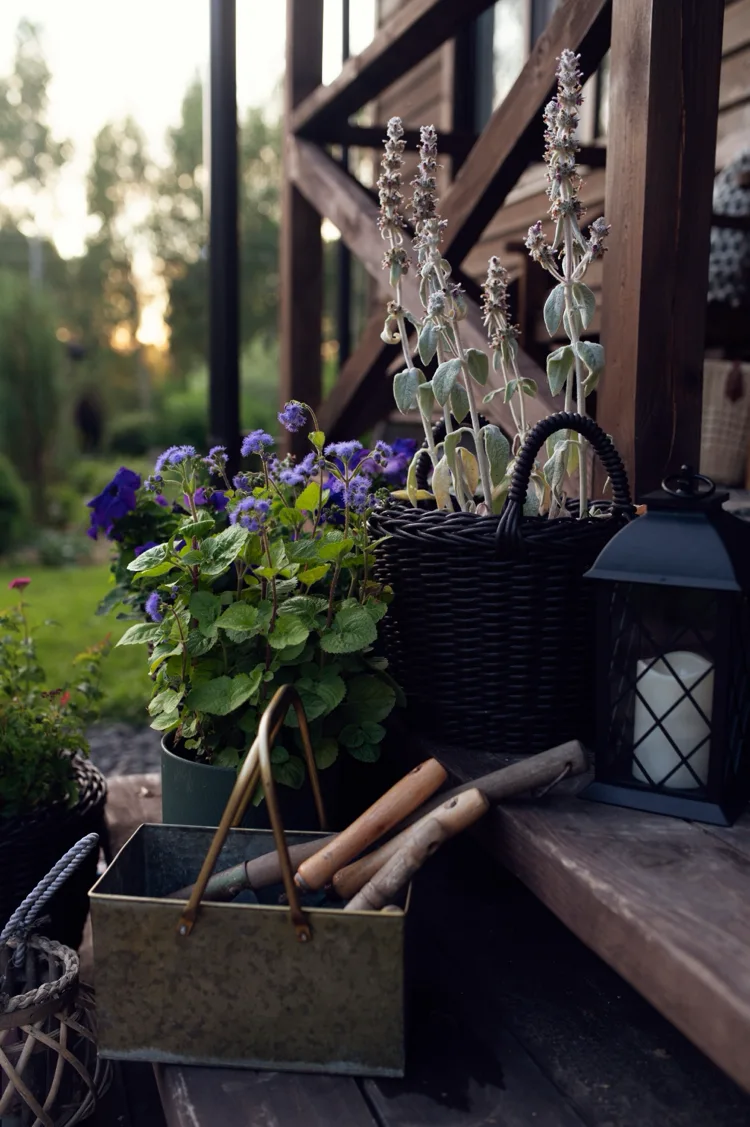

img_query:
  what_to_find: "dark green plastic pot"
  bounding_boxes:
[160,737,340,830]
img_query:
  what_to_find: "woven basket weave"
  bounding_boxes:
[370,412,633,756]
[0,759,107,949]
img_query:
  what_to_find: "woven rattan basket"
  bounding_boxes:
[370,412,634,756]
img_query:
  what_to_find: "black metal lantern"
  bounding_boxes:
[583,466,750,825]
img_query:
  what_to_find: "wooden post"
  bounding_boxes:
[208,0,240,471]
[597,0,725,498]
[280,0,324,455]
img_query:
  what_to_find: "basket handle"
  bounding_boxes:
[178,685,327,943]
[496,411,633,547]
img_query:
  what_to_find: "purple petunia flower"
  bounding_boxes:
[134,540,159,557]
[210,490,229,512]
[144,591,163,623]
[87,467,141,540]
[278,401,307,433]
[204,445,228,475]
[324,440,363,463]
[241,430,274,457]
[155,445,197,475]
[154,493,168,507]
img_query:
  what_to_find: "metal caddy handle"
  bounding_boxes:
[177,685,328,943]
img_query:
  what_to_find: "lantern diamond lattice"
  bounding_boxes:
[583,467,750,825]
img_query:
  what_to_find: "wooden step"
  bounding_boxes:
[437,747,750,1095]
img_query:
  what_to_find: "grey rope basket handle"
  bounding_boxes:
[496,411,634,548]
[0,833,99,969]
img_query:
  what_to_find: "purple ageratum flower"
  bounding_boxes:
[229,496,269,532]
[155,445,197,475]
[204,445,228,475]
[324,440,363,464]
[144,591,163,623]
[345,475,374,512]
[233,472,251,491]
[278,401,307,433]
[241,430,274,457]
[87,466,141,540]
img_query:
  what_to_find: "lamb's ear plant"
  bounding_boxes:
[525,49,611,516]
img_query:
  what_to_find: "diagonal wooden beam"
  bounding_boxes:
[441,0,612,265]
[291,0,497,138]
[288,138,553,436]
[316,313,398,439]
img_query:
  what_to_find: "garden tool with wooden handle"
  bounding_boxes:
[295,758,448,892]
[334,739,586,900]
[344,817,451,912]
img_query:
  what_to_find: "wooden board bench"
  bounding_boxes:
[438,746,750,1095]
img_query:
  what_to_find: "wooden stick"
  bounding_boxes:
[344,819,447,912]
[166,836,336,902]
[295,758,447,892]
[397,740,587,831]
[333,787,488,900]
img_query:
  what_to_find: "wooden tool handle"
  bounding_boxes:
[333,787,488,900]
[166,835,337,901]
[344,818,447,912]
[296,758,447,891]
[398,740,587,831]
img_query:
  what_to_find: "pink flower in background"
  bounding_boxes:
[9,577,31,591]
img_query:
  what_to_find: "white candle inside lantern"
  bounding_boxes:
[632,650,713,789]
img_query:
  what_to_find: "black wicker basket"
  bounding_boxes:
[0,757,107,948]
[370,412,634,755]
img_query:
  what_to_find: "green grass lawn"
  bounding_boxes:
[0,563,151,723]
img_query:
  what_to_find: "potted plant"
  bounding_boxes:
[92,415,408,829]
[0,578,108,949]
[369,50,633,756]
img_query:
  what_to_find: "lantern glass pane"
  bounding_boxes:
[606,584,718,793]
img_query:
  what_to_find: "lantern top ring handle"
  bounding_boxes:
[662,465,716,500]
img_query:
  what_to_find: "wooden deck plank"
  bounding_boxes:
[155,1066,378,1127]
[434,756,750,1094]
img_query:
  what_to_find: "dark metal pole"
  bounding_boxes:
[336,0,352,367]
[209,0,240,472]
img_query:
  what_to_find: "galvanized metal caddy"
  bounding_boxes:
[89,686,408,1077]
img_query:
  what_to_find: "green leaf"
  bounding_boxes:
[271,744,290,765]
[431,456,453,511]
[309,429,325,449]
[563,307,582,339]
[432,358,462,406]
[200,525,249,578]
[521,378,538,397]
[416,380,435,414]
[150,709,180,732]
[216,602,262,635]
[186,630,216,657]
[288,669,346,724]
[296,480,324,513]
[317,536,354,561]
[268,614,310,650]
[546,345,575,397]
[298,564,330,587]
[348,741,381,763]
[362,598,388,624]
[543,284,566,335]
[314,738,339,770]
[342,674,396,723]
[278,595,328,624]
[190,591,221,636]
[285,539,323,562]
[127,543,169,573]
[482,424,511,487]
[339,723,365,749]
[572,283,596,329]
[320,604,378,654]
[116,623,164,647]
[273,755,306,789]
[450,382,470,422]
[574,340,605,376]
[186,670,262,715]
[361,721,386,743]
[503,379,519,403]
[214,747,243,770]
[418,322,439,365]
[180,517,215,538]
[148,687,183,716]
[393,367,423,414]
[134,561,175,579]
[466,348,489,386]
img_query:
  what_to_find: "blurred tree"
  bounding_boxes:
[151,78,281,378]
[0,18,72,228]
